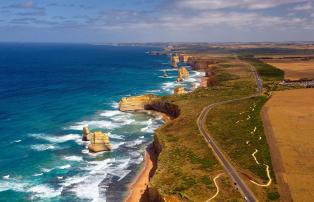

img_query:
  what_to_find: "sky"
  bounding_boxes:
[0,0,313,43]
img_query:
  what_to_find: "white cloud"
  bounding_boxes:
[292,2,313,11]
[174,0,308,10]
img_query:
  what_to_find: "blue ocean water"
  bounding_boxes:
[0,43,203,201]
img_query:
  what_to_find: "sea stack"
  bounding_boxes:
[171,55,180,68]
[88,131,112,153]
[82,127,111,153]
[82,127,93,141]
[178,66,189,79]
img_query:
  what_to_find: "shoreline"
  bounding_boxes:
[123,59,202,201]
[124,144,157,202]
[123,110,170,202]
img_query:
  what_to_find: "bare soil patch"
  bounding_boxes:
[262,89,314,202]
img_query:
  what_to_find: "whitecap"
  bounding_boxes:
[67,120,119,130]
[11,139,22,143]
[31,144,56,151]
[2,175,10,179]
[33,173,43,177]
[29,184,62,199]
[109,133,124,140]
[63,156,83,162]
[111,102,119,109]
[100,110,123,117]
[58,164,71,169]
[30,133,81,143]
[125,139,143,147]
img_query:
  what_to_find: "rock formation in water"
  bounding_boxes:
[119,94,160,112]
[82,127,93,141]
[174,87,186,94]
[171,55,180,68]
[82,127,111,153]
[178,66,189,79]
[176,75,183,82]
[88,131,111,153]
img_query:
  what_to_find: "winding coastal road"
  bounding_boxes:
[197,62,263,202]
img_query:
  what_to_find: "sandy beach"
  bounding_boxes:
[124,145,156,202]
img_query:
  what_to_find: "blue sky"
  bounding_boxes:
[0,0,313,43]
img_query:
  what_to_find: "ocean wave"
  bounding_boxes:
[63,156,83,162]
[61,158,115,201]
[29,133,81,143]
[100,110,123,117]
[124,139,144,147]
[31,144,57,151]
[67,120,119,130]
[29,184,62,199]
[58,164,71,170]
[0,179,61,199]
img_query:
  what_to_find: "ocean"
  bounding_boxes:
[0,43,203,201]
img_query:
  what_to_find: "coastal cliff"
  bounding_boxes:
[119,94,180,120]
[171,55,180,68]
[119,94,160,112]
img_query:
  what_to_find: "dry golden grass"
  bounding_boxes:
[265,61,314,81]
[262,89,314,202]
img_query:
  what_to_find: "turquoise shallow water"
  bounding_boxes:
[0,43,203,201]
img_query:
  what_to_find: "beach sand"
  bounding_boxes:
[124,145,156,202]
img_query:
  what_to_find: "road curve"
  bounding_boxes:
[197,62,263,202]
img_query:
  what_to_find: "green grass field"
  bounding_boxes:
[150,61,259,201]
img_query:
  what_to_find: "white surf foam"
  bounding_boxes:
[63,156,83,162]
[68,120,119,130]
[100,110,123,117]
[29,184,62,199]
[30,133,81,143]
[2,175,10,179]
[58,164,71,169]
[31,144,56,151]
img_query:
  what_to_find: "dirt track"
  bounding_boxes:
[262,89,314,201]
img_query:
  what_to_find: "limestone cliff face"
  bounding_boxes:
[88,131,111,153]
[144,101,180,120]
[174,87,186,94]
[179,54,190,63]
[188,58,220,71]
[119,95,180,120]
[82,127,111,153]
[178,66,189,79]
[171,55,179,68]
[119,94,160,112]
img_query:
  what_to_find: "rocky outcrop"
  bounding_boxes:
[119,95,180,120]
[188,58,220,71]
[176,75,183,82]
[176,66,189,82]
[88,131,111,153]
[119,94,160,112]
[171,55,179,68]
[82,127,111,153]
[178,66,189,79]
[179,54,190,63]
[174,87,186,94]
[144,101,180,119]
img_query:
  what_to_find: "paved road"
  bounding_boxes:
[197,62,263,202]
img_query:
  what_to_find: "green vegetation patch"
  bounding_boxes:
[151,63,257,201]
[244,58,284,82]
